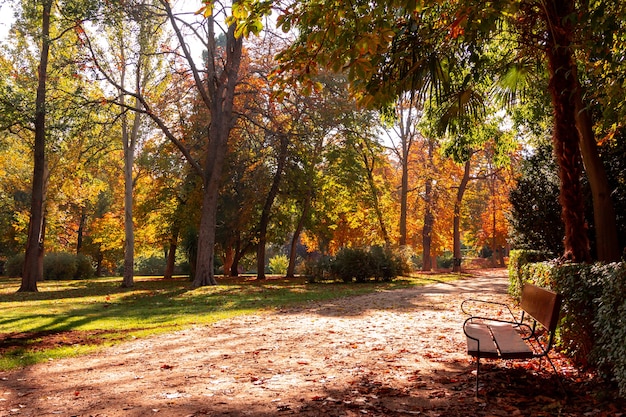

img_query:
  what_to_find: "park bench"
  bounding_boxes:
[461,283,563,395]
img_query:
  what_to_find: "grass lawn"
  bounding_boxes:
[0,272,465,370]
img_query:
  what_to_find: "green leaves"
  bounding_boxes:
[225,0,271,38]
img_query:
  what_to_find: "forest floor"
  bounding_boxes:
[1,268,624,417]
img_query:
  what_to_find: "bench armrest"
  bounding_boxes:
[461,298,519,323]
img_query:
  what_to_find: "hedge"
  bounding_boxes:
[508,252,626,397]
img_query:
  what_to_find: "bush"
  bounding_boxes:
[329,246,401,283]
[75,254,95,279]
[302,255,332,283]
[508,249,553,299]
[135,256,166,276]
[4,252,94,280]
[4,254,25,277]
[268,254,289,275]
[591,263,626,397]
[44,252,78,280]
[436,251,454,269]
[517,260,626,397]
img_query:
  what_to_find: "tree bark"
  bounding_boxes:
[20,0,52,292]
[192,19,243,287]
[422,140,436,271]
[287,192,312,278]
[256,134,289,280]
[543,0,591,262]
[452,160,471,273]
[121,98,142,288]
[399,138,409,247]
[360,143,391,248]
[163,226,179,279]
[573,85,620,261]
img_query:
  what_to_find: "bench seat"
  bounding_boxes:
[461,284,563,395]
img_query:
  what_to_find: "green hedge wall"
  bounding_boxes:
[508,252,626,397]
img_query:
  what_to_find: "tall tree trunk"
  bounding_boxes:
[163,225,179,279]
[192,20,243,287]
[194,127,228,287]
[20,0,52,292]
[453,160,471,272]
[121,100,141,288]
[76,207,86,254]
[222,244,235,277]
[257,134,289,280]
[422,140,436,271]
[287,192,312,278]
[360,145,391,248]
[543,0,590,263]
[399,141,409,247]
[573,84,620,261]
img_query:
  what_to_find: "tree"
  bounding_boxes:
[83,0,271,286]
[91,1,165,287]
[385,93,420,248]
[276,0,620,263]
[508,144,564,255]
[19,0,52,292]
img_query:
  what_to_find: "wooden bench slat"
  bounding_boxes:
[464,323,499,358]
[488,323,534,359]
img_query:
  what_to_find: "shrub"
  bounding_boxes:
[4,252,94,280]
[329,246,401,283]
[508,249,553,299]
[591,263,626,397]
[75,254,95,279]
[135,256,166,276]
[330,247,372,282]
[436,251,454,269]
[4,254,25,277]
[302,255,332,283]
[518,260,626,397]
[268,254,289,275]
[44,252,78,280]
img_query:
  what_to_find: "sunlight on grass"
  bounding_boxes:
[0,272,467,370]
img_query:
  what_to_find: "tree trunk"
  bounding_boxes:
[543,0,590,263]
[76,207,86,254]
[20,0,52,292]
[163,226,179,279]
[121,101,141,288]
[452,160,471,272]
[573,85,620,261]
[361,145,391,248]
[222,244,235,277]
[256,134,289,280]
[194,134,227,287]
[422,140,436,271]
[287,192,311,278]
[399,142,409,247]
[422,179,434,271]
[192,21,243,287]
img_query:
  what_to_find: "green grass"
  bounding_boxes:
[0,273,466,370]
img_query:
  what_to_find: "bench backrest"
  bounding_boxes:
[520,284,563,332]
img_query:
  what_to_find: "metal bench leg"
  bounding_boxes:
[544,355,567,397]
[475,355,480,396]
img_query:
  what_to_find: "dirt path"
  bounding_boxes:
[0,269,622,416]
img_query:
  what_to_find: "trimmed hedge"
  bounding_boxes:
[508,249,552,299]
[508,255,626,397]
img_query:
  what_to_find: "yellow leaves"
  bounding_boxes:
[195,1,213,18]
